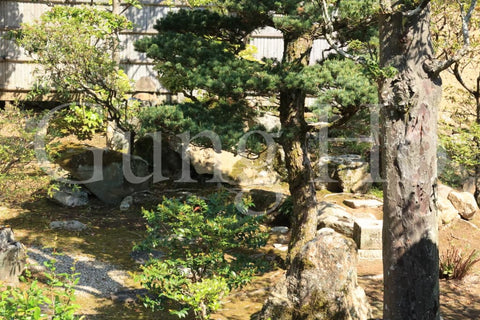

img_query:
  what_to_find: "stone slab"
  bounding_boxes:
[344,199,383,209]
[353,219,383,250]
[358,250,382,260]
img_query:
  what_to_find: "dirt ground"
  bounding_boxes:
[0,129,479,319]
[1,183,479,319]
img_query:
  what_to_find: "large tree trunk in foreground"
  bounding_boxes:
[379,4,441,320]
[279,34,318,265]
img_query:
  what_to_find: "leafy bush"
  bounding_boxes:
[135,192,269,319]
[0,103,50,201]
[10,5,138,136]
[439,247,480,280]
[0,259,82,320]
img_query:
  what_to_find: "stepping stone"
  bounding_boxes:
[50,220,87,231]
[271,226,289,234]
[353,219,382,250]
[358,250,382,260]
[344,199,383,209]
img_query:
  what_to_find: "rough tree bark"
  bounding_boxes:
[379,2,441,319]
[279,34,319,265]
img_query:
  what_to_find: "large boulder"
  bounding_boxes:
[318,155,371,193]
[58,148,151,204]
[317,201,355,238]
[255,228,371,320]
[0,227,26,284]
[437,196,459,226]
[448,190,479,220]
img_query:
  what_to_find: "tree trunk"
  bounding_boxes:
[475,77,480,202]
[112,0,121,65]
[379,4,441,320]
[279,34,318,265]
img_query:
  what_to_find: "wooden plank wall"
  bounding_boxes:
[0,0,329,101]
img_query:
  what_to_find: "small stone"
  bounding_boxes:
[130,250,165,264]
[119,196,133,211]
[50,220,87,231]
[271,226,289,234]
[273,243,289,251]
[49,183,88,207]
[344,199,383,209]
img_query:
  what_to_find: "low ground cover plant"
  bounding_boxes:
[135,191,270,319]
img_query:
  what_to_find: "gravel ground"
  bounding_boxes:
[26,246,131,298]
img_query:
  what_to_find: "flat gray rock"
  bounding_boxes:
[344,199,383,209]
[50,220,87,231]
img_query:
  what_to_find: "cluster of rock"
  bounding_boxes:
[438,183,479,225]
[315,155,371,193]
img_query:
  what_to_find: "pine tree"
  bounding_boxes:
[135,0,378,264]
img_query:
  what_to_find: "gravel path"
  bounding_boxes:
[26,246,132,298]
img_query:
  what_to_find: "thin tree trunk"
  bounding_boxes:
[112,0,121,65]
[379,3,441,320]
[279,34,318,265]
[475,76,480,202]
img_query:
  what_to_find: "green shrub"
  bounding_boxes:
[439,247,480,280]
[0,259,82,320]
[135,192,270,319]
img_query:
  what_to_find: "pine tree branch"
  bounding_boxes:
[403,0,431,17]
[424,0,477,76]
[453,62,476,97]
[317,0,365,64]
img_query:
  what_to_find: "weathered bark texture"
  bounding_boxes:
[379,3,441,320]
[279,34,318,265]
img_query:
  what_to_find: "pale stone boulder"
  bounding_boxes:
[317,201,355,238]
[255,228,372,320]
[448,190,479,220]
[0,227,26,284]
[437,196,460,225]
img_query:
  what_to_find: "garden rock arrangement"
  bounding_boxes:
[255,228,371,320]
[437,184,478,224]
[317,155,371,193]
[57,148,151,204]
[0,227,26,284]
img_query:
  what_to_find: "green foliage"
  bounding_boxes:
[135,192,269,319]
[439,247,480,280]
[137,102,265,153]
[0,103,50,201]
[48,103,104,140]
[11,5,137,136]
[440,123,480,174]
[0,259,82,320]
[0,104,36,176]
[135,1,379,113]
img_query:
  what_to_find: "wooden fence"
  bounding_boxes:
[0,0,330,101]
